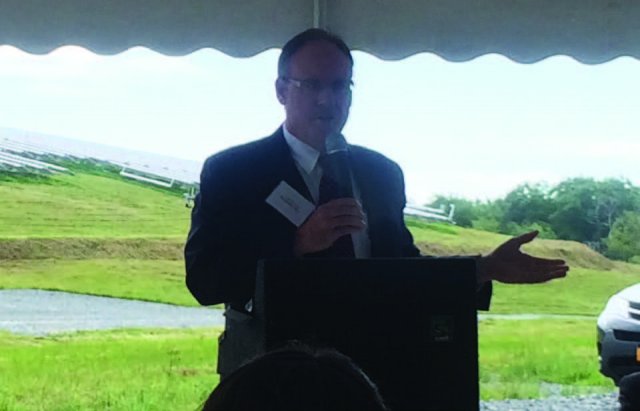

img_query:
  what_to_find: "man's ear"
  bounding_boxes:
[275,78,287,105]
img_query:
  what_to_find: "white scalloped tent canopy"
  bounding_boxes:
[1,0,639,63]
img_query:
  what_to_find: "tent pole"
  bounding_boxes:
[313,0,327,29]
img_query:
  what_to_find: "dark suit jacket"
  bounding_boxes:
[185,128,491,310]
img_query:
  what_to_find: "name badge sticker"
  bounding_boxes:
[265,181,315,227]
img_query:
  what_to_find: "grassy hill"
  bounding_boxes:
[407,219,640,314]
[0,171,190,238]
[0,168,628,403]
[1,170,639,313]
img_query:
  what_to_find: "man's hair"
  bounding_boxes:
[278,28,353,78]
[201,344,388,411]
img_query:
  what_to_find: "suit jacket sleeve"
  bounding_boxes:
[184,154,296,306]
[388,157,492,311]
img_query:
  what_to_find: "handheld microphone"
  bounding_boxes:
[322,133,353,199]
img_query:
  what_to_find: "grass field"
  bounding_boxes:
[0,173,190,238]
[1,171,639,314]
[0,168,634,408]
[0,328,220,411]
[478,319,614,399]
[0,320,614,410]
[0,259,198,306]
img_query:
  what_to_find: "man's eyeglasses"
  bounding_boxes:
[282,77,354,96]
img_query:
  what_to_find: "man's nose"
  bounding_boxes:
[316,85,335,105]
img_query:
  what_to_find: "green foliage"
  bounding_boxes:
[549,178,640,243]
[605,212,640,261]
[430,178,640,261]
[501,221,557,239]
[429,195,503,228]
[472,217,501,233]
[501,183,554,226]
[429,196,476,227]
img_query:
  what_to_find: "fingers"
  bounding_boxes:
[316,199,366,225]
[537,258,567,265]
[528,256,569,272]
[294,198,366,256]
[529,257,569,281]
[319,198,364,216]
[530,257,567,267]
[330,214,366,230]
[532,269,568,283]
[526,265,569,283]
[550,267,569,278]
[324,197,361,207]
[332,225,361,240]
[324,205,366,242]
[512,230,539,246]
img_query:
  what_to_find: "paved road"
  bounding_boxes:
[0,289,224,335]
[479,313,596,320]
[0,289,596,336]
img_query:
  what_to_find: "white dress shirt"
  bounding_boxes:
[282,124,371,258]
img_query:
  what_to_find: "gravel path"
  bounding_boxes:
[0,289,620,410]
[480,393,619,411]
[0,289,223,335]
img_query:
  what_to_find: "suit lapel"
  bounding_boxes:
[266,128,313,203]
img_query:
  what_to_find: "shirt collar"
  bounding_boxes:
[282,124,321,174]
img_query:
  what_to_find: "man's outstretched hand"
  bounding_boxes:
[477,231,569,284]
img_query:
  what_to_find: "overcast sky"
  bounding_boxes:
[1,46,638,204]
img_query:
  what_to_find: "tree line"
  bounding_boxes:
[428,177,640,262]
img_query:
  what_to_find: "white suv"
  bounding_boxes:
[597,283,640,384]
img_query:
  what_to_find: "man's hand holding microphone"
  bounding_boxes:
[293,133,365,257]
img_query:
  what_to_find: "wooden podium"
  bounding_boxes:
[220,258,479,411]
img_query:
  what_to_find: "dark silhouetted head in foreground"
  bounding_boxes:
[619,371,640,411]
[202,345,388,411]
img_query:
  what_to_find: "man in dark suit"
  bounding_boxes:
[185,28,569,376]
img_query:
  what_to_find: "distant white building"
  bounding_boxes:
[404,203,455,224]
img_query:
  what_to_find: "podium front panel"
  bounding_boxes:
[255,258,479,411]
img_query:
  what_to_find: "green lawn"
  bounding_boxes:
[479,319,614,399]
[0,328,221,411]
[0,168,631,408]
[490,266,639,315]
[0,173,190,238]
[0,320,614,410]
[0,259,199,306]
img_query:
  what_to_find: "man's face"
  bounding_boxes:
[276,40,353,150]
